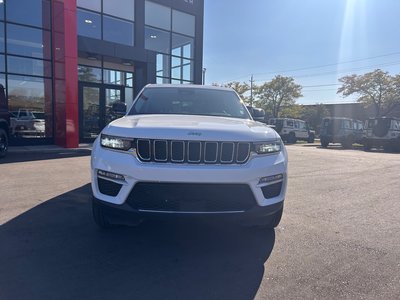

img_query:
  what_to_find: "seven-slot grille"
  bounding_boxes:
[136,139,251,164]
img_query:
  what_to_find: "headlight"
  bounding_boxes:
[254,141,282,154]
[100,134,133,151]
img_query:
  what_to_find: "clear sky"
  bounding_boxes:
[203,0,400,104]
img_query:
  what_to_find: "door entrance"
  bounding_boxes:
[79,82,125,142]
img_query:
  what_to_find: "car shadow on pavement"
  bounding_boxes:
[0,184,275,300]
[1,150,91,164]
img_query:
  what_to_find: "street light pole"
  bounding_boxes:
[202,68,206,85]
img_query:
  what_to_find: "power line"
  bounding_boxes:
[221,51,400,83]
[254,60,400,82]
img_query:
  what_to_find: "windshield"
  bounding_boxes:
[128,87,251,119]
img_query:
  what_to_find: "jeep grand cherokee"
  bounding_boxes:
[91,85,288,229]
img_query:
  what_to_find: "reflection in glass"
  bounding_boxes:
[0,22,4,53]
[103,16,134,46]
[156,53,170,78]
[103,69,123,85]
[103,0,135,21]
[7,56,52,77]
[78,65,102,82]
[7,75,52,138]
[172,10,195,37]
[77,9,101,39]
[172,33,194,59]
[145,26,170,54]
[82,86,100,139]
[125,87,134,109]
[7,0,51,29]
[7,24,51,59]
[145,1,171,30]
[0,55,4,73]
[77,0,101,11]
[105,88,122,125]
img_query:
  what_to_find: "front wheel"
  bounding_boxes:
[0,128,8,158]
[321,139,329,148]
[307,133,315,143]
[287,132,297,144]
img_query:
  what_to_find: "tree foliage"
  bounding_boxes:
[255,75,302,118]
[337,69,400,117]
[215,81,252,104]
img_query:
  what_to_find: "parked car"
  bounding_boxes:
[10,109,45,137]
[91,84,288,229]
[268,118,315,143]
[0,84,9,158]
[363,117,400,152]
[246,106,266,123]
[320,117,364,149]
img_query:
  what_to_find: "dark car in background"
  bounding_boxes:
[0,84,9,158]
[320,117,364,149]
[363,117,400,152]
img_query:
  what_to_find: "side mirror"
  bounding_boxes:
[112,101,127,116]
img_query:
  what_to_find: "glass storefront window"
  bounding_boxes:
[7,75,52,138]
[156,77,171,84]
[172,10,195,37]
[7,24,51,59]
[103,16,134,46]
[172,34,194,59]
[171,67,181,80]
[7,56,52,77]
[145,1,171,31]
[0,22,4,53]
[145,27,170,54]
[7,0,51,29]
[77,9,101,39]
[126,73,134,87]
[77,0,101,12]
[103,0,135,21]
[0,54,4,72]
[125,87,134,108]
[0,2,3,20]
[78,65,102,82]
[156,53,170,78]
[103,69,123,85]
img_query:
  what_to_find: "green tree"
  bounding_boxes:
[280,104,304,119]
[215,81,252,104]
[255,75,302,118]
[301,103,329,132]
[337,69,400,117]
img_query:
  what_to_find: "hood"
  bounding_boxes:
[102,114,280,142]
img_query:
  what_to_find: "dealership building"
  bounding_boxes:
[1,0,204,147]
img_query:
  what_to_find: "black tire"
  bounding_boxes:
[321,138,329,148]
[0,128,8,158]
[341,136,353,149]
[287,132,297,144]
[307,133,315,143]
[92,199,114,229]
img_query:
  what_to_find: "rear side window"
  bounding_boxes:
[286,120,294,127]
[343,120,351,129]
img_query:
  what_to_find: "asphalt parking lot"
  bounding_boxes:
[0,145,399,300]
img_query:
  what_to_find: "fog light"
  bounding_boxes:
[258,173,283,184]
[97,169,125,181]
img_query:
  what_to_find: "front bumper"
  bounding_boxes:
[91,138,288,216]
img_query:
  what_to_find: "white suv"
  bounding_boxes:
[269,118,315,143]
[91,85,288,229]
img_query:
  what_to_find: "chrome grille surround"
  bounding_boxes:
[136,139,251,165]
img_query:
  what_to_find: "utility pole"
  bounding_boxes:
[250,74,254,107]
[202,68,206,85]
